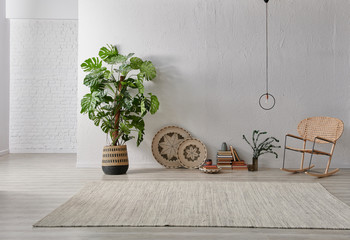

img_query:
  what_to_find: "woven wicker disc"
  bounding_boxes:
[152,126,192,168]
[178,139,207,169]
[199,167,222,174]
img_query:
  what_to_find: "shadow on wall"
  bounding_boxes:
[335,123,349,167]
[150,56,185,125]
[127,56,191,166]
[146,54,210,129]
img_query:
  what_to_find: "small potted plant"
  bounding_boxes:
[243,130,280,171]
[80,44,160,175]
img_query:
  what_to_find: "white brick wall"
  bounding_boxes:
[10,20,77,153]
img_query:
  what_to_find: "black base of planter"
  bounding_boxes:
[102,165,128,175]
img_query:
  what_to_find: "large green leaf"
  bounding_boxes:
[88,111,95,120]
[93,117,100,126]
[134,118,144,131]
[101,105,114,112]
[130,57,143,69]
[122,134,134,142]
[119,63,132,76]
[99,45,118,64]
[81,57,102,72]
[81,92,99,113]
[126,53,135,60]
[137,129,144,146]
[135,78,144,94]
[112,53,134,65]
[90,83,106,92]
[140,99,146,116]
[102,95,114,103]
[124,78,137,89]
[123,97,133,110]
[126,97,141,114]
[83,68,105,87]
[140,61,156,80]
[125,115,144,130]
[150,94,159,114]
[113,54,128,64]
[120,122,131,135]
[104,70,112,79]
[137,72,145,82]
[101,120,112,133]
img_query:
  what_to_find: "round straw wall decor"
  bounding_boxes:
[152,126,192,168]
[177,139,207,169]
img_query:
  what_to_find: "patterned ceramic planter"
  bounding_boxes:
[102,145,129,175]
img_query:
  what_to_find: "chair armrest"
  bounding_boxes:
[286,134,305,141]
[314,136,335,144]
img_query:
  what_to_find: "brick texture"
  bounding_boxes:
[10,20,77,153]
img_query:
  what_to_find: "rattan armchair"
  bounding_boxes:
[281,117,344,177]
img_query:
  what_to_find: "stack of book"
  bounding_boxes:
[230,146,248,170]
[216,150,234,169]
[216,146,248,170]
[231,161,248,170]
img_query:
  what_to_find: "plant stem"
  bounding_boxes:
[112,75,125,145]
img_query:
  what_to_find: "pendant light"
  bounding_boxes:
[259,0,276,110]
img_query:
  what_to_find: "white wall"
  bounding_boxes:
[78,0,350,168]
[0,0,10,156]
[10,20,78,153]
[6,0,78,19]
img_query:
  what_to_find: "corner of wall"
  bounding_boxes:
[0,0,10,154]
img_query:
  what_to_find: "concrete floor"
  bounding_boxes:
[0,153,349,239]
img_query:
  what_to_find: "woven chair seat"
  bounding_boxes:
[285,146,331,156]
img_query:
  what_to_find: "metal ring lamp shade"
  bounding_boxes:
[259,93,275,110]
[259,0,276,110]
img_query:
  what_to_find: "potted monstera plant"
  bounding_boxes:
[243,130,280,171]
[80,44,159,175]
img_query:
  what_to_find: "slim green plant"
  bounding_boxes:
[243,130,281,159]
[80,44,159,146]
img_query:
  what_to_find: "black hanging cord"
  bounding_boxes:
[259,0,275,110]
[265,0,268,97]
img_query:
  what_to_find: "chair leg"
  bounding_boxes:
[325,143,336,174]
[305,142,339,177]
[282,135,288,169]
[300,140,306,169]
[281,138,314,173]
[307,140,317,172]
[325,156,332,174]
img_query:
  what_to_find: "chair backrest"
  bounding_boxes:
[297,117,344,143]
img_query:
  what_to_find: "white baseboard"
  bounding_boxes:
[76,162,100,168]
[0,149,9,156]
[130,163,163,169]
[10,148,77,153]
[76,162,162,169]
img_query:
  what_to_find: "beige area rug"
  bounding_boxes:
[34,181,350,229]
